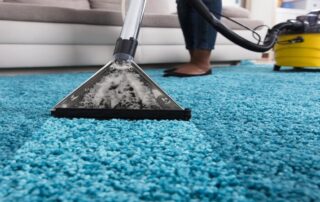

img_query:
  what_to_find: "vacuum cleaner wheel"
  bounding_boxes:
[273,65,281,71]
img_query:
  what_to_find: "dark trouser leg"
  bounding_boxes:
[177,0,222,50]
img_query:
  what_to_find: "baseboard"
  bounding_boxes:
[0,44,262,68]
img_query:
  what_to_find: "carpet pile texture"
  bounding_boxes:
[0,63,319,201]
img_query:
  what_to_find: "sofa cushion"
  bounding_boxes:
[141,0,175,14]
[90,0,175,14]
[143,14,263,30]
[3,0,90,9]
[0,3,122,25]
[0,3,262,30]
[89,0,120,11]
[222,6,250,18]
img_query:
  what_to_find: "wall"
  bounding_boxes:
[246,0,277,27]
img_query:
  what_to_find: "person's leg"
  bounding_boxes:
[166,0,222,76]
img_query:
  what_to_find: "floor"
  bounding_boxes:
[1,62,319,201]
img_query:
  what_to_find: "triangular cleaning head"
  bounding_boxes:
[51,61,191,120]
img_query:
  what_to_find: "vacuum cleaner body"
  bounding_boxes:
[275,33,320,69]
[274,11,320,70]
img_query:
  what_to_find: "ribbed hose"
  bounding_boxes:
[188,0,305,52]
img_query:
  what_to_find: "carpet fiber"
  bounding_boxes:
[0,62,319,201]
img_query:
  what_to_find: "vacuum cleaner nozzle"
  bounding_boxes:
[51,60,191,120]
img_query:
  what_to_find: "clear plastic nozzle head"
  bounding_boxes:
[55,60,183,111]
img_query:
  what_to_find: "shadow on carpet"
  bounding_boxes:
[0,63,319,201]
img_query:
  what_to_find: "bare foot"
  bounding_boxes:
[172,62,210,75]
[164,50,212,76]
[173,50,211,75]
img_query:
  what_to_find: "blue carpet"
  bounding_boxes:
[0,63,319,201]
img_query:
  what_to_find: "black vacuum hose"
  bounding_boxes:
[188,0,305,52]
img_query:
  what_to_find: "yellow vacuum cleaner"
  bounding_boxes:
[274,11,320,71]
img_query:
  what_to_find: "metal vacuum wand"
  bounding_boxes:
[113,0,147,62]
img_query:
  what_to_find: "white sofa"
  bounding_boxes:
[0,0,264,68]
